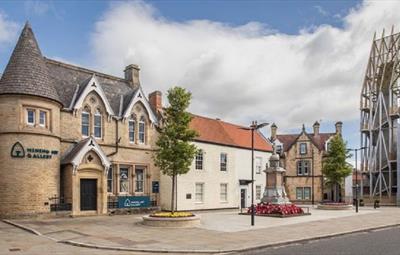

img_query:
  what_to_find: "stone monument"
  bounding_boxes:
[261,146,291,204]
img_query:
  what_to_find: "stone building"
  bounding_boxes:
[0,23,162,217]
[269,121,342,203]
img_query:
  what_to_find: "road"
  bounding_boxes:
[240,226,400,255]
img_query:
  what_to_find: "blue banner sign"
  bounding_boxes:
[118,196,150,208]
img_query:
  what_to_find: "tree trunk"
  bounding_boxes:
[171,174,175,213]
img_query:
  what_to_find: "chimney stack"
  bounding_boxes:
[149,90,162,114]
[271,123,277,140]
[124,64,140,90]
[335,121,343,135]
[313,121,320,136]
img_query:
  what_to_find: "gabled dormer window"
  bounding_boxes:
[128,114,136,143]
[300,143,307,155]
[81,111,90,137]
[138,116,146,144]
[94,109,102,138]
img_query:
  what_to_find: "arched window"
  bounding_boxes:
[138,116,146,144]
[81,110,90,137]
[94,109,102,138]
[128,114,136,143]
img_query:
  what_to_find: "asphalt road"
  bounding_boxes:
[240,226,400,255]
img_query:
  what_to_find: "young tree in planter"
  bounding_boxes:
[154,87,198,213]
[322,135,352,202]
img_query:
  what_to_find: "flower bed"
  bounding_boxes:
[150,212,194,218]
[247,203,305,216]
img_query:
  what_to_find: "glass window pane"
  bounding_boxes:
[107,167,113,193]
[119,168,129,193]
[129,120,135,142]
[296,187,303,200]
[256,157,262,174]
[135,168,144,192]
[195,183,204,202]
[304,187,311,200]
[220,183,227,201]
[256,185,262,200]
[220,153,227,171]
[94,113,102,138]
[81,112,89,136]
[27,109,35,125]
[39,111,46,126]
[139,121,145,143]
[195,150,203,170]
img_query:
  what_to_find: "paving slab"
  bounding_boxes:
[5,206,400,253]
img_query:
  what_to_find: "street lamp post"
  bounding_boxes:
[349,146,367,213]
[249,121,269,226]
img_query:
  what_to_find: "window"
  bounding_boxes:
[304,187,311,200]
[297,160,310,176]
[300,143,307,154]
[135,167,144,192]
[94,110,102,138]
[296,187,303,200]
[27,109,35,125]
[256,185,262,200]
[128,116,135,143]
[220,153,227,171]
[138,116,145,144]
[296,187,311,200]
[81,111,90,136]
[220,183,228,202]
[107,167,113,193]
[119,167,129,193]
[255,157,262,174]
[276,144,283,154]
[39,110,46,127]
[195,183,204,203]
[195,150,204,170]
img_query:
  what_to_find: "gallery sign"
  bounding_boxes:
[11,142,58,159]
[118,196,150,208]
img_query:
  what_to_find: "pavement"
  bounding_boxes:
[2,206,400,254]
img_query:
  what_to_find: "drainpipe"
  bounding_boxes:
[107,117,121,157]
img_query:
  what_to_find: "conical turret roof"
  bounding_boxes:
[0,22,61,104]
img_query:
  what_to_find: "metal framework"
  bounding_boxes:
[360,27,400,205]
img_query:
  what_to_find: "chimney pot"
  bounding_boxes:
[313,121,320,136]
[271,123,278,140]
[335,121,343,135]
[124,64,140,90]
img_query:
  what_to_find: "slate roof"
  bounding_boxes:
[276,132,335,152]
[45,58,135,115]
[190,114,273,152]
[0,23,61,104]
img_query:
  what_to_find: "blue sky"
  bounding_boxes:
[0,0,393,165]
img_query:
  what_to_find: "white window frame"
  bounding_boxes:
[107,166,113,193]
[128,116,136,143]
[220,153,227,171]
[195,183,204,203]
[195,150,204,170]
[26,109,35,126]
[300,143,307,155]
[256,185,262,200]
[81,111,90,137]
[138,116,145,144]
[39,110,47,127]
[135,167,144,193]
[94,110,102,139]
[220,183,228,202]
[119,167,130,194]
[255,157,262,174]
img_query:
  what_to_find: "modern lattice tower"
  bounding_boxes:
[360,27,400,205]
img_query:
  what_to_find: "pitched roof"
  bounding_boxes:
[190,115,273,152]
[276,132,335,152]
[45,58,136,115]
[0,23,61,104]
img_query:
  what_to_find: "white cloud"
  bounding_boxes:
[90,1,400,131]
[24,1,50,16]
[0,12,18,47]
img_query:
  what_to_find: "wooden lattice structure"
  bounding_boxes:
[360,27,400,205]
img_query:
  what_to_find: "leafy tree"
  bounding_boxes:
[322,135,352,202]
[154,87,198,212]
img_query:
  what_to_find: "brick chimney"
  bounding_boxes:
[149,90,162,113]
[313,121,320,136]
[124,64,140,90]
[271,123,277,140]
[335,121,343,135]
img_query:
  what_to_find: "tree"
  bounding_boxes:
[154,87,198,213]
[322,135,352,202]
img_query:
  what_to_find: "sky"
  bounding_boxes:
[0,0,398,165]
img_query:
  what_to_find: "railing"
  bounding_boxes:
[49,195,72,212]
